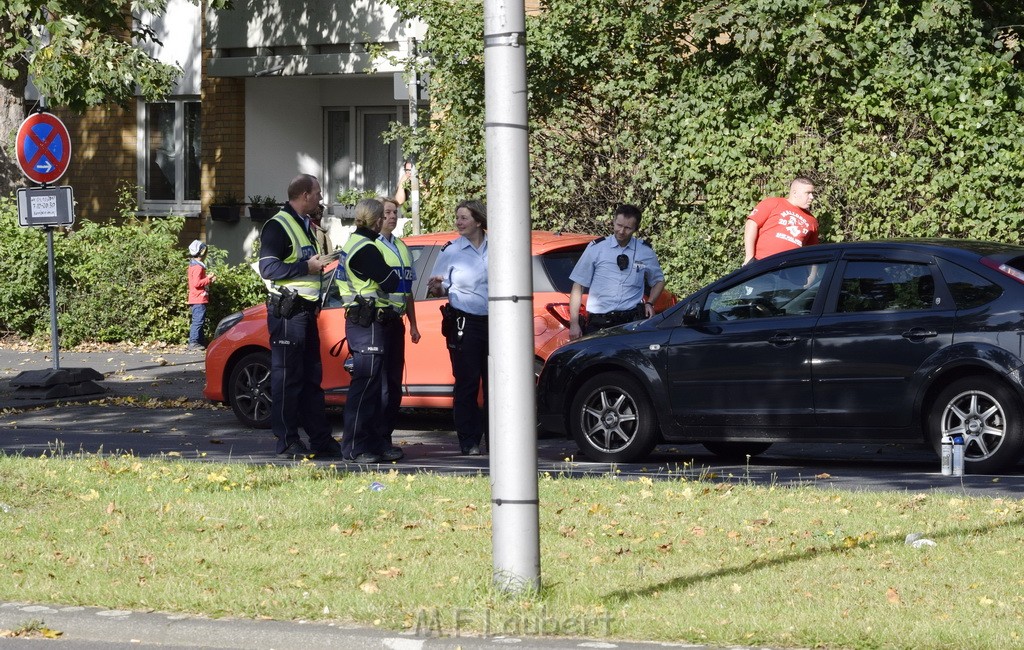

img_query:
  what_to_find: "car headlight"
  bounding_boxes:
[212,311,244,340]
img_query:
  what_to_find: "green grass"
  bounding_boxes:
[1,452,1022,649]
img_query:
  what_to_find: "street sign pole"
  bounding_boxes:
[45,225,60,370]
[9,106,105,400]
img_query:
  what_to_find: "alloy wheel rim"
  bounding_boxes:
[580,386,638,452]
[941,389,1005,461]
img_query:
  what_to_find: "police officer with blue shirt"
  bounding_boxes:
[336,198,403,464]
[258,174,341,459]
[568,203,666,339]
[426,200,489,455]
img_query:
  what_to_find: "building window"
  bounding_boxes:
[139,99,201,212]
[325,107,404,209]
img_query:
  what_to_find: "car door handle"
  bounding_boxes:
[767,333,800,346]
[902,328,938,341]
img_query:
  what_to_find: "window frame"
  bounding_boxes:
[324,105,407,212]
[136,97,202,216]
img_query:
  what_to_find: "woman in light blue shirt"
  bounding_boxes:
[427,200,488,455]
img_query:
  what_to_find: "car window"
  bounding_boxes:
[937,259,1003,309]
[836,261,934,313]
[408,245,431,299]
[321,262,344,309]
[706,263,821,321]
[535,246,587,293]
[319,245,433,309]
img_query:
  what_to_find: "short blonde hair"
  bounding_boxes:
[353,198,384,229]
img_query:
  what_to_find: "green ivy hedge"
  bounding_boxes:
[392,0,1024,295]
[0,197,265,346]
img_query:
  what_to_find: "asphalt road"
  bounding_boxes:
[2,344,1023,497]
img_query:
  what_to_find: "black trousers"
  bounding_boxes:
[448,316,488,451]
[379,319,406,447]
[342,318,387,458]
[268,309,334,454]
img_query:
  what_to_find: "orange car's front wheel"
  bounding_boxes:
[228,350,273,429]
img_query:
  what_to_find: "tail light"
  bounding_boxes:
[981,257,1024,284]
[546,303,573,327]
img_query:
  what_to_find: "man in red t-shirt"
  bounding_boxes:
[743,177,818,264]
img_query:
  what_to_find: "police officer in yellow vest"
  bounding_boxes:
[376,197,421,453]
[258,174,341,459]
[335,198,403,464]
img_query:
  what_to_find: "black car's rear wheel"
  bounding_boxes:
[569,372,658,462]
[228,350,273,429]
[929,377,1024,473]
[702,441,773,460]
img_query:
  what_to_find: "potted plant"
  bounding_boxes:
[335,188,378,221]
[247,195,280,222]
[209,193,243,222]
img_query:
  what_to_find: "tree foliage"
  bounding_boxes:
[393,0,1024,294]
[2,0,231,109]
[0,0,231,192]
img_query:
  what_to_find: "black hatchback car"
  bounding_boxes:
[537,240,1024,473]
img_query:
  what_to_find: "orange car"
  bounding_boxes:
[203,230,676,427]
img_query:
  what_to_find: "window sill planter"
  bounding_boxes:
[210,205,243,222]
[248,205,280,222]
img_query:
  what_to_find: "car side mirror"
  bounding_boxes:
[682,300,702,325]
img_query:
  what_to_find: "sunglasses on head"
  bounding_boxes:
[617,254,629,271]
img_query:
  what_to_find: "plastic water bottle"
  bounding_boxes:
[951,435,965,477]
[940,435,953,476]
[369,481,386,492]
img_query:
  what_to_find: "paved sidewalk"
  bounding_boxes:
[0,342,209,408]
[0,600,713,649]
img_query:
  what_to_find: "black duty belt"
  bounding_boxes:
[449,306,488,322]
[588,304,644,327]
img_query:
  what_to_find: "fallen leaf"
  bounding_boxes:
[359,581,379,594]
[886,587,901,605]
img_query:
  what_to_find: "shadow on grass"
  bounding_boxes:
[602,511,1024,603]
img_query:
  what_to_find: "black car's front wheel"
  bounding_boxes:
[228,350,273,429]
[569,372,658,462]
[929,376,1024,473]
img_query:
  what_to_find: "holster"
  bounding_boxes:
[439,303,465,350]
[376,306,399,324]
[440,303,454,338]
[346,296,375,327]
[268,287,300,319]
